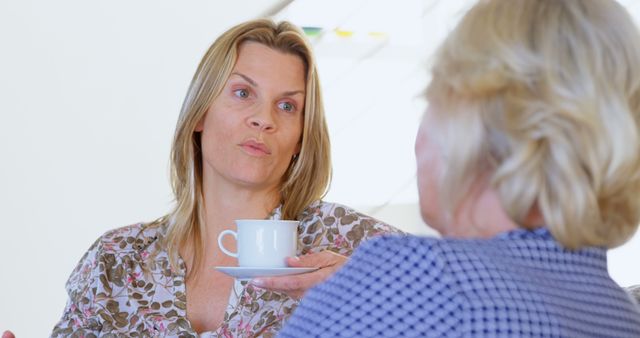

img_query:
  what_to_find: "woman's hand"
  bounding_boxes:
[250,250,347,299]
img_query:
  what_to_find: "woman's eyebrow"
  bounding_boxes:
[282,90,304,97]
[231,72,304,97]
[231,72,257,86]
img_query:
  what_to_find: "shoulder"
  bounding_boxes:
[360,235,513,278]
[350,233,511,272]
[281,235,465,337]
[94,222,161,255]
[65,222,161,294]
[302,200,381,221]
[299,200,401,233]
[298,200,358,223]
[340,235,479,294]
[348,234,447,273]
[297,200,402,254]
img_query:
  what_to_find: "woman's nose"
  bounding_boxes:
[247,107,275,132]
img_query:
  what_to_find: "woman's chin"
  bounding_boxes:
[230,174,278,190]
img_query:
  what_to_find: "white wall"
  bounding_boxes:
[1,0,639,337]
[0,1,285,336]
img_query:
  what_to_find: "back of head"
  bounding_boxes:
[426,0,640,249]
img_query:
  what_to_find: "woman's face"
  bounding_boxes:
[197,41,305,192]
[415,105,446,233]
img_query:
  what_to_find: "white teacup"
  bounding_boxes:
[217,219,299,268]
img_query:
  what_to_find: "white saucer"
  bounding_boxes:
[214,266,318,280]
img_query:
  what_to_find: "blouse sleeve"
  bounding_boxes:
[298,202,404,256]
[51,238,104,337]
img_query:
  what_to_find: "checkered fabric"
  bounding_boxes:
[279,228,640,337]
[628,285,640,305]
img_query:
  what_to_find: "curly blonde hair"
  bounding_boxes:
[425,0,640,249]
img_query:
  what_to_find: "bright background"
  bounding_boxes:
[1,0,639,336]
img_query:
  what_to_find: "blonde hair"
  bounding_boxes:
[153,19,331,276]
[425,0,640,249]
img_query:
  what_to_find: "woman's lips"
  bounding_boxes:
[240,140,271,156]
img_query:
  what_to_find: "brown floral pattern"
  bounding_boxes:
[51,201,401,337]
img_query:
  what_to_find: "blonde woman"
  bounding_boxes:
[280,0,640,337]
[51,19,398,337]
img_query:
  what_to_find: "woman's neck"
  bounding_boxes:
[446,186,520,239]
[199,172,280,250]
[180,170,282,275]
[202,182,280,232]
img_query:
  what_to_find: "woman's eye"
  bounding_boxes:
[233,89,249,99]
[278,101,295,112]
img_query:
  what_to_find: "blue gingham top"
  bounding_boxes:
[279,228,640,337]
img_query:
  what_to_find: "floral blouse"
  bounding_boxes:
[51,201,400,337]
